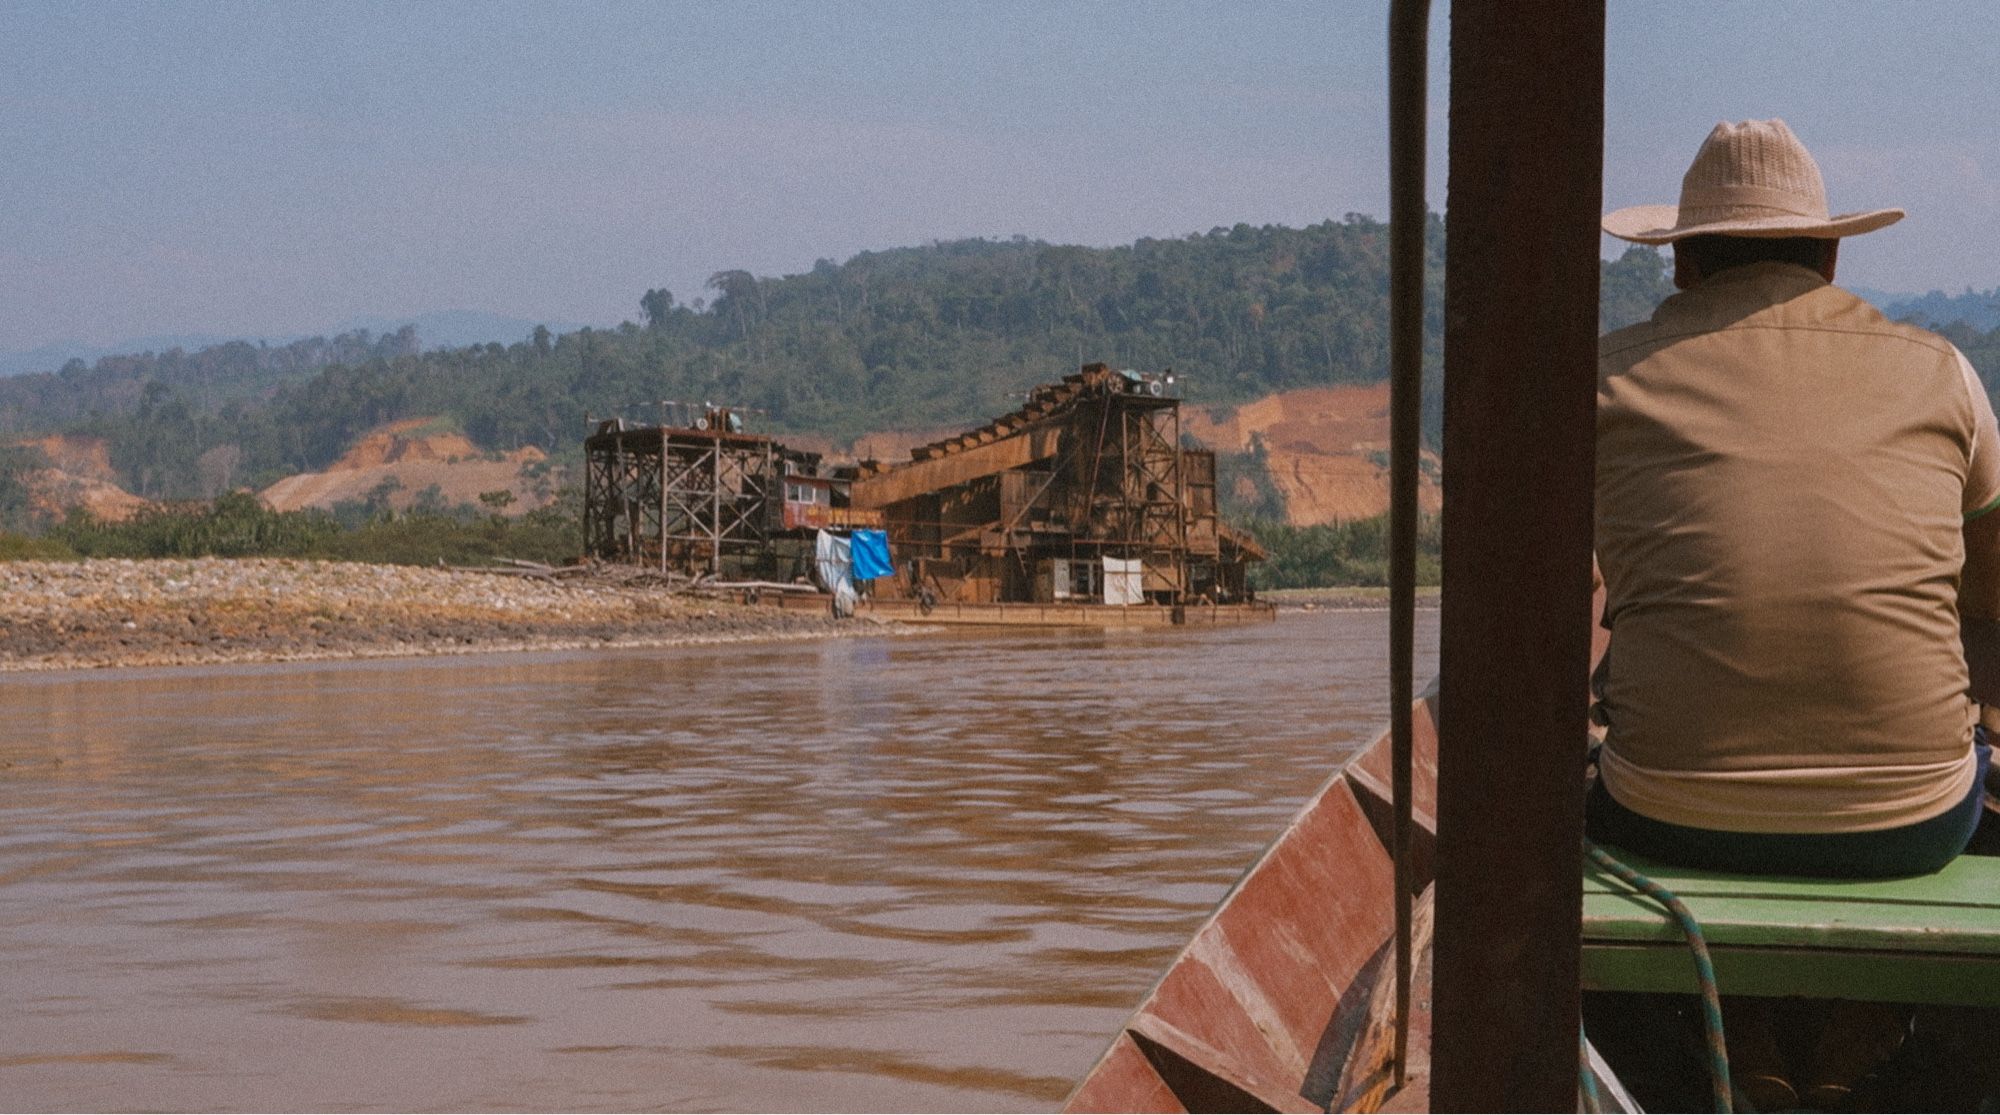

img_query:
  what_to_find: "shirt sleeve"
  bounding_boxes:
[1957,348,2000,520]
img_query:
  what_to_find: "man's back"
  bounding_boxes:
[1595,261,1991,833]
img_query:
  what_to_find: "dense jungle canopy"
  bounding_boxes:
[11,220,2000,581]
[0,218,1694,508]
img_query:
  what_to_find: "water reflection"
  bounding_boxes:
[0,610,1436,1112]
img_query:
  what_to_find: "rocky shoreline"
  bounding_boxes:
[0,558,873,672]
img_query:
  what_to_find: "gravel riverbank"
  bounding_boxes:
[0,559,870,672]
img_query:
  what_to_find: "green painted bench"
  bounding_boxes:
[1581,852,2000,1006]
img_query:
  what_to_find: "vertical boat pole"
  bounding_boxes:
[1432,1,1603,1110]
[1384,0,1428,1089]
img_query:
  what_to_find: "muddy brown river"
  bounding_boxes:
[0,609,1438,1112]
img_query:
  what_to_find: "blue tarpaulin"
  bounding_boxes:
[850,529,894,581]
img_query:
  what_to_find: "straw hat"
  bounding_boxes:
[1603,119,1902,245]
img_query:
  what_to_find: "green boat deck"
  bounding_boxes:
[1581,852,2000,1005]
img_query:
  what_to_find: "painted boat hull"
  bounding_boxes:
[1063,687,1441,1113]
[1066,622,2000,1111]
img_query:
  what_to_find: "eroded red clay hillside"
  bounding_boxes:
[17,387,1429,529]
[260,418,551,514]
[1182,383,1441,525]
[12,434,152,522]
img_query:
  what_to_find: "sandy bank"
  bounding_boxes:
[0,558,877,672]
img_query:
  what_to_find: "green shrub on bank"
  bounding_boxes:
[10,486,1402,586]
[1245,513,1441,590]
[11,489,585,567]
[317,501,582,567]
[48,492,343,559]
[0,531,77,560]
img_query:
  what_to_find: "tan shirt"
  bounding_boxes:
[1596,262,2000,833]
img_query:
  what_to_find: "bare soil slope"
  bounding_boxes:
[243,387,1428,530]
[1183,383,1441,525]
[13,434,152,522]
[260,418,552,514]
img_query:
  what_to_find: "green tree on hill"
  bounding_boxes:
[1,222,1686,514]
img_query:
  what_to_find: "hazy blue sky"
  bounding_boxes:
[4,1,1998,352]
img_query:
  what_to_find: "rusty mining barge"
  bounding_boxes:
[581,365,1273,626]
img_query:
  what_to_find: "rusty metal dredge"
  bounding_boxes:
[582,364,1263,609]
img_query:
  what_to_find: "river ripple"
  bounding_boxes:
[0,608,1437,1112]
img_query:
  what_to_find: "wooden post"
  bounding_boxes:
[1432,1,1603,1110]
[712,431,723,576]
[668,429,676,575]
[583,424,596,560]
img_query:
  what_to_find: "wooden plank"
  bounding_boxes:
[1581,942,2000,1006]
[1130,780,1396,1102]
[1064,1032,1188,1114]
[1331,888,1435,1112]
[1125,1016,1323,1113]
[1582,854,2000,954]
[1349,686,1440,828]
[1061,697,1440,1114]
[1582,852,2000,1004]
[1583,853,2000,908]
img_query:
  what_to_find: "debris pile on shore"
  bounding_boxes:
[0,558,857,672]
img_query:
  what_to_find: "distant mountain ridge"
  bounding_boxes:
[13,284,1992,381]
[0,311,602,378]
[0,223,1688,519]
[10,227,2000,542]
[1882,289,2000,332]
[1853,286,2000,331]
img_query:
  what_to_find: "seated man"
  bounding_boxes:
[1589,118,2000,1112]
[1590,119,2000,879]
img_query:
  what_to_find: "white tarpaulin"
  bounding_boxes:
[1102,556,1144,606]
[814,529,858,617]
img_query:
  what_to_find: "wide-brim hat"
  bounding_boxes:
[1603,119,1903,245]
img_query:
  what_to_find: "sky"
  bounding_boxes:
[3,1,1999,353]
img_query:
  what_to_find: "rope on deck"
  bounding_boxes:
[1584,839,1735,1113]
[1578,1027,1605,1113]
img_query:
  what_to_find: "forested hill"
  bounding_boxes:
[3,219,1679,502]
[1883,288,2000,332]
[0,328,419,433]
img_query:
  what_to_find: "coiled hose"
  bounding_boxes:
[1583,839,1734,1113]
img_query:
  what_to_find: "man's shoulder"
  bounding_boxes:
[1599,319,1658,360]
[1597,280,1735,366]
[1599,313,1677,370]
[1831,293,1965,357]
[1600,272,1963,370]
